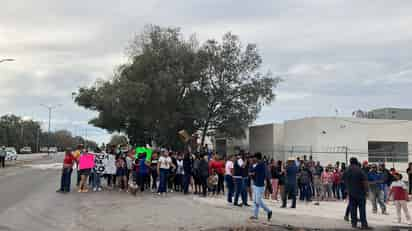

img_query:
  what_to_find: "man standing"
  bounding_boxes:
[225,155,235,203]
[368,164,387,215]
[0,146,6,168]
[314,161,324,199]
[233,154,247,206]
[250,152,272,221]
[343,157,370,229]
[282,158,298,208]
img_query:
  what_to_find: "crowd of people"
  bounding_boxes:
[57,145,412,228]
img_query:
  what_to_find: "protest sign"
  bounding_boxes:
[79,153,95,170]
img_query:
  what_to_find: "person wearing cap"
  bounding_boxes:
[0,146,6,168]
[362,161,370,175]
[343,157,370,229]
[249,152,272,221]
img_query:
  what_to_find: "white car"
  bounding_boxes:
[5,147,17,161]
[20,146,32,154]
[49,147,58,153]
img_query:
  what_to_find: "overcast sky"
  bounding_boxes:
[1,0,412,144]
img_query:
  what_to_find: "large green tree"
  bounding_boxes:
[75,25,201,148]
[195,33,281,145]
[75,25,280,149]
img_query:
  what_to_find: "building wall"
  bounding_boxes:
[248,117,412,170]
[369,108,412,120]
[249,124,274,154]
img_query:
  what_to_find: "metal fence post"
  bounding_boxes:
[345,146,348,165]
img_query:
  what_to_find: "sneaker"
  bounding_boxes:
[249,216,258,220]
[382,211,389,215]
[243,204,251,207]
[56,189,63,193]
[360,225,373,230]
[93,188,97,192]
[344,216,349,222]
[158,192,161,196]
[98,187,102,192]
[267,211,273,221]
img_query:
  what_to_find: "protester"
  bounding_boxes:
[389,173,412,225]
[137,154,150,192]
[368,164,387,215]
[182,152,192,194]
[198,154,209,197]
[73,144,83,187]
[209,154,225,195]
[0,146,6,168]
[150,152,159,192]
[175,154,184,192]
[193,154,201,194]
[299,164,312,202]
[407,163,412,195]
[313,161,323,199]
[91,148,103,192]
[270,159,281,201]
[157,150,175,196]
[343,157,370,229]
[380,163,394,202]
[208,169,218,196]
[321,166,334,201]
[225,155,235,203]
[249,152,272,221]
[282,158,297,208]
[333,167,342,199]
[116,154,127,191]
[78,149,92,193]
[57,149,75,193]
[233,154,248,207]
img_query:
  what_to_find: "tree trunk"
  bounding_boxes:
[200,121,209,147]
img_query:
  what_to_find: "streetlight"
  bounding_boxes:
[40,104,62,155]
[0,58,15,63]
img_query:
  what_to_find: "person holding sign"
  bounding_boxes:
[78,150,95,193]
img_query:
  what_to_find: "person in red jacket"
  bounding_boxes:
[389,173,411,224]
[209,154,225,195]
[332,168,342,200]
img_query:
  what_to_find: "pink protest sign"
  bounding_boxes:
[79,153,95,170]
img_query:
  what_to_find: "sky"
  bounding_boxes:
[1,0,412,144]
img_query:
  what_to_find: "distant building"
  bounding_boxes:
[368,108,412,120]
[248,117,412,173]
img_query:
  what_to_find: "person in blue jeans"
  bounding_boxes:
[57,150,75,193]
[225,155,235,203]
[233,154,247,206]
[249,152,272,221]
[157,150,175,196]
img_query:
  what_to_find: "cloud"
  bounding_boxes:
[1,0,412,143]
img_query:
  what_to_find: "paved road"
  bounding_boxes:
[0,160,397,231]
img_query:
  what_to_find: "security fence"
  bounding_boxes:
[252,144,412,174]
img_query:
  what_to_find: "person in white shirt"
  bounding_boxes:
[225,155,235,203]
[157,150,175,196]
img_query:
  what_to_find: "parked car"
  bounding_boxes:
[48,147,58,153]
[20,146,32,154]
[40,147,48,153]
[5,147,17,161]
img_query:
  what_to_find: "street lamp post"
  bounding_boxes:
[40,104,62,156]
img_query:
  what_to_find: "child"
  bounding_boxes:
[116,156,127,191]
[389,173,411,225]
[207,169,218,196]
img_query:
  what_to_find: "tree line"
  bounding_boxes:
[0,114,97,152]
[75,25,281,150]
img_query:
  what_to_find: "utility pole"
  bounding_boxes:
[40,104,62,156]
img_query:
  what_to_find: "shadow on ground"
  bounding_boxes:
[204,223,412,231]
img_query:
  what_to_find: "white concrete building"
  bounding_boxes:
[248,117,412,170]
